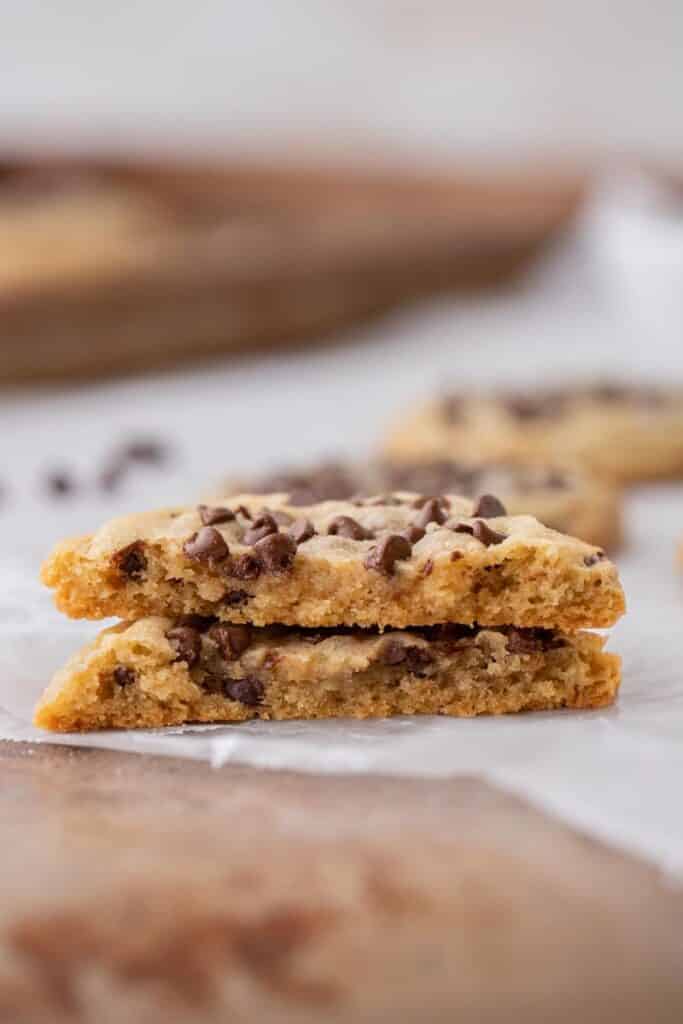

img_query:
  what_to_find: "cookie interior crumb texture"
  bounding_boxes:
[41,493,626,630]
[34,617,621,732]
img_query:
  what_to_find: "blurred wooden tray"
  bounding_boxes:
[0,155,583,383]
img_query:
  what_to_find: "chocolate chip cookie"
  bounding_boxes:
[34,616,621,731]
[41,493,625,630]
[220,456,622,549]
[383,382,683,484]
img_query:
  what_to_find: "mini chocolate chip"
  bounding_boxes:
[113,666,136,687]
[289,518,316,544]
[166,625,201,667]
[176,614,214,632]
[472,494,507,518]
[401,525,425,544]
[46,470,75,497]
[224,677,264,706]
[404,646,433,675]
[415,498,448,529]
[364,534,412,574]
[184,526,229,563]
[230,553,261,580]
[253,532,297,573]
[584,551,605,567]
[112,540,147,580]
[378,638,407,665]
[198,504,235,526]
[208,623,252,660]
[453,522,474,535]
[223,589,249,606]
[327,515,373,540]
[472,520,506,546]
[243,514,279,546]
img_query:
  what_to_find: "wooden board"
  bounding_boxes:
[1,740,681,1022]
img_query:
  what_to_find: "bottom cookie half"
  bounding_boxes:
[34,618,620,732]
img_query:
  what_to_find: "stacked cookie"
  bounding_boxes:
[36,493,625,731]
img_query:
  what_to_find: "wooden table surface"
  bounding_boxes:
[1,739,681,1023]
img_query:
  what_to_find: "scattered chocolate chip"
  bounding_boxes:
[415,498,448,529]
[207,623,252,660]
[401,525,425,544]
[364,534,412,574]
[472,494,507,518]
[253,532,297,573]
[198,504,235,526]
[327,515,373,540]
[223,589,249,606]
[377,638,407,665]
[584,551,605,567]
[45,471,75,497]
[450,550,463,561]
[113,666,136,687]
[230,553,261,580]
[177,614,215,632]
[112,541,147,580]
[224,677,264,706]
[453,522,474,535]
[289,518,316,544]
[472,520,506,546]
[201,674,225,695]
[243,514,279,546]
[123,438,168,464]
[183,527,229,563]
[166,625,201,667]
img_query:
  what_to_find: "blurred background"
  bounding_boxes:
[1,0,683,559]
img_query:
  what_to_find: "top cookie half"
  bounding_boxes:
[42,493,625,630]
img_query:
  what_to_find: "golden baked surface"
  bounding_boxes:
[41,493,625,630]
[34,617,620,732]
[383,383,683,484]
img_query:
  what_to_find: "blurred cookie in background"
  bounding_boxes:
[217,457,622,550]
[383,383,683,485]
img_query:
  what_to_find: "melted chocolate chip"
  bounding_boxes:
[327,515,373,541]
[223,589,249,606]
[166,625,201,667]
[415,498,448,529]
[472,494,507,518]
[404,646,433,676]
[506,628,563,654]
[183,527,229,563]
[453,522,474,535]
[198,504,235,526]
[224,677,264,706]
[472,520,506,546]
[113,665,136,687]
[207,623,252,660]
[584,551,605,567]
[364,534,412,574]
[253,532,297,573]
[243,514,279,546]
[176,614,215,632]
[230,553,261,580]
[112,541,147,580]
[289,518,316,544]
[377,638,407,665]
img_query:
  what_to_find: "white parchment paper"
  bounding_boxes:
[2,174,683,874]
